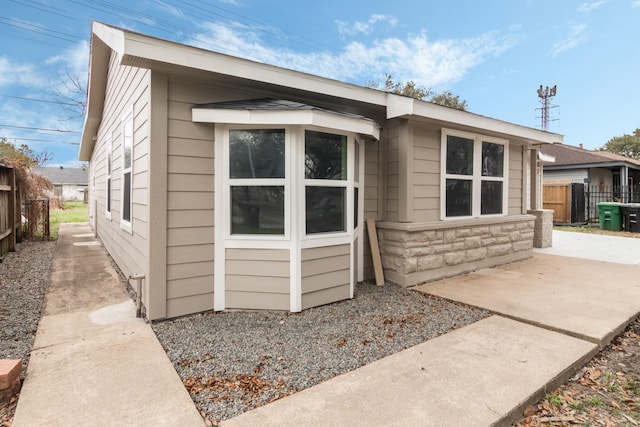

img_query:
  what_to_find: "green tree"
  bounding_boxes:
[598,128,640,159]
[368,74,468,111]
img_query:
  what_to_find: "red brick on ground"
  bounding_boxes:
[0,359,21,399]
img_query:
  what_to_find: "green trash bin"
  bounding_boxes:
[597,202,623,231]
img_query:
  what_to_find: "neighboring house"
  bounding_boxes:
[542,143,640,196]
[79,22,562,320]
[541,143,640,222]
[35,166,88,202]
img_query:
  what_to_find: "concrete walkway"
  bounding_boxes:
[12,227,640,426]
[223,231,640,427]
[12,223,205,427]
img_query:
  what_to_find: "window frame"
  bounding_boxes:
[440,129,509,220]
[105,133,112,220]
[120,108,133,233]
[303,129,350,236]
[223,125,291,241]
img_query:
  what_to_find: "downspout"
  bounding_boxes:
[128,274,145,318]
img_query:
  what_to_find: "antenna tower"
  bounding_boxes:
[536,85,557,131]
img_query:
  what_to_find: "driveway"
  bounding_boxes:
[414,230,640,347]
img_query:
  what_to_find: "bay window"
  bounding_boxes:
[304,130,347,234]
[229,129,285,235]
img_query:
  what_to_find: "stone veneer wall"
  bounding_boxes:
[377,215,535,287]
[527,209,553,248]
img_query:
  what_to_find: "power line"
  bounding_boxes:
[0,17,83,43]
[8,0,79,21]
[0,94,77,106]
[1,136,80,145]
[0,124,80,133]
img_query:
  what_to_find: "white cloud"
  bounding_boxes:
[0,57,43,87]
[187,22,509,87]
[46,41,89,75]
[336,14,398,36]
[578,1,607,12]
[155,1,186,19]
[632,0,640,8]
[552,23,588,57]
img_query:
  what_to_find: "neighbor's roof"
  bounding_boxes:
[35,167,88,185]
[541,143,640,169]
[80,21,564,160]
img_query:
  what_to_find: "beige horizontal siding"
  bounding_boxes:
[166,294,213,318]
[413,127,440,222]
[301,244,350,309]
[167,261,214,281]
[225,248,290,311]
[93,52,151,300]
[165,79,216,318]
[386,124,400,221]
[301,284,350,310]
[509,144,524,215]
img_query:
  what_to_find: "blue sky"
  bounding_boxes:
[1,0,639,166]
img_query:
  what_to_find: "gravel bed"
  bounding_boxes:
[0,241,56,372]
[153,282,490,424]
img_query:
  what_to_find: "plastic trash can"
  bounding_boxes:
[621,203,640,233]
[597,202,623,231]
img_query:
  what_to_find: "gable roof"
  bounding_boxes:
[35,167,88,185]
[80,21,563,161]
[541,143,640,170]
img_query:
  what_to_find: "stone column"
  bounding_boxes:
[528,209,553,248]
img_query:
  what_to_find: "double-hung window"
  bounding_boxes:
[105,134,112,220]
[229,129,286,235]
[121,109,133,231]
[442,130,508,218]
[304,130,347,234]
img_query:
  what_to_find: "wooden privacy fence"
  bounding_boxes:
[543,183,570,223]
[544,183,638,224]
[0,162,17,260]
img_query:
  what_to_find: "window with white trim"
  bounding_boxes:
[229,128,286,235]
[442,130,508,218]
[105,134,112,220]
[304,130,347,234]
[121,109,133,231]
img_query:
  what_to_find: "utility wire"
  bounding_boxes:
[0,94,77,106]
[2,136,79,145]
[0,125,80,133]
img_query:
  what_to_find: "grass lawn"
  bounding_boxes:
[49,201,89,239]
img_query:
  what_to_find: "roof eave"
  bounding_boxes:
[387,94,563,145]
[79,22,125,161]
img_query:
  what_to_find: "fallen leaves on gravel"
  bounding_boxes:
[184,372,286,403]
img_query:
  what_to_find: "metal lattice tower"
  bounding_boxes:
[536,84,557,131]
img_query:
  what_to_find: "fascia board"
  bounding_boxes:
[387,94,564,145]
[192,109,380,140]
[414,101,563,144]
[117,29,386,107]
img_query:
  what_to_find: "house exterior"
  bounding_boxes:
[542,143,640,199]
[542,143,640,222]
[79,22,562,321]
[35,167,89,202]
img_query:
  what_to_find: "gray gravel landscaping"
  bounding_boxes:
[152,282,490,424]
[0,241,55,372]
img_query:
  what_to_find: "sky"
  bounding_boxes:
[1,0,639,167]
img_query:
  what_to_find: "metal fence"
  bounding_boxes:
[585,185,639,223]
[24,199,50,241]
